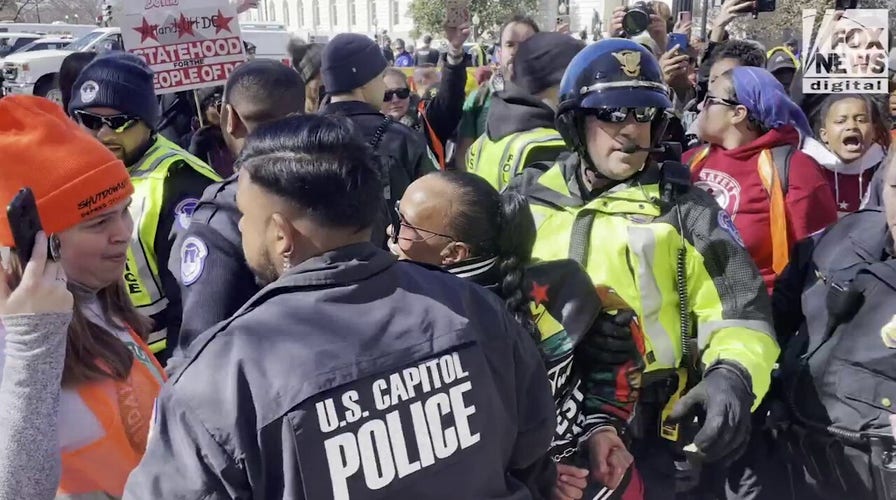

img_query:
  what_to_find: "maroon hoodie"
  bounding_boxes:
[684,126,838,293]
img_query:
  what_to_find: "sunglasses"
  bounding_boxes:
[391,200,455,244]
[384,88,411,102]
[74,110,140,133]
[702,94,741,108]
[585,106,661,124]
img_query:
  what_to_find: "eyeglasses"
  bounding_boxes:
[702,94,741,108]
[384,88,411,102]
[585,106,661,124]
[391,200,455,244]
[73,110,140,133]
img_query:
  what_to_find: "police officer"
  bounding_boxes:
[769,156,896,500]
[467,31,584,191]
[69,52,221,357]
[320,33,438,201]
[508,38,780,498]
[169,59,306,353]
[124,114,556,499]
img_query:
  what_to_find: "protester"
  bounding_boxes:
[125,114,556,498]
[0,96,162,499]
[381,68,414,123]
[187,86,235,177]
[467,31,584,190]
[804,94,891,216]
[169,59,305,354]
[410,23,470,169]
[686,66,837,293]
[509,38,779,499]
[67,52,221,361]
[457,15,540,166]
[391,171,648,498]
[766,47,798,94]
[288,39,325,113]
[58,51,97,115]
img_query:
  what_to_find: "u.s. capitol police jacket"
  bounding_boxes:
[124,243,556,500]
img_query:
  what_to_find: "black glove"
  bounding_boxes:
[577,310,638,367]
[666,361,755,465]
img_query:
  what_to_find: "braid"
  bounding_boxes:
[500,254,535,340]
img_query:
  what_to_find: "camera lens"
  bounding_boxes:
[622,8,651,36]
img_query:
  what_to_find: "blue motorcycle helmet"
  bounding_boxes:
[555,38,672,171]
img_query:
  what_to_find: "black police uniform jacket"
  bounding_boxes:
[320,100,439,202]
[126,243,556,500]
[773,208,896,495]
[169,174,390,356]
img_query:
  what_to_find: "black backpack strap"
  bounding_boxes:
[769,144,795,195]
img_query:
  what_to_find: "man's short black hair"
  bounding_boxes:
[422,34,433,44]
[712,39,767,68]
[500,15,540,43]
[237,114,384,231]
[223,59,305,124]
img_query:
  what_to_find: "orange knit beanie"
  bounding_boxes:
[0,95,134,246]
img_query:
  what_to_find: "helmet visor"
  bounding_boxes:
[580,82,672,110]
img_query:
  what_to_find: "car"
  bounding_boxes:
[0,33,42,58]
[10,37,71,54]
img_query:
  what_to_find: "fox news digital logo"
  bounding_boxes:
[802,9,889,94]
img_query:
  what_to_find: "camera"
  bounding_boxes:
[622,1,654,37]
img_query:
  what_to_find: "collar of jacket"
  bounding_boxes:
[277,242,396,288]
[527,153,663,209]
[321,100,383,117]
[445,255,501,289]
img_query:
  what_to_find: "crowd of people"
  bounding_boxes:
[0,1,895,500]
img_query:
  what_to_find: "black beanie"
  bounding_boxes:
[512,32,586,96]
[68,51,160,128]
[322,33,388,94]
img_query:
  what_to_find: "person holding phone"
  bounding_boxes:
[0,96,164,499]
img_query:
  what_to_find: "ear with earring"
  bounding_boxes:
[282,251,292,273]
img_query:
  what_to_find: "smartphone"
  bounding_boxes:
[7,187,43,265]
[444,0,470,28]
[677,11,692,24]
[752,0,775,17]
[669,32,689,51]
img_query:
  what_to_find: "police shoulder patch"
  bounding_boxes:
[175,198,200,230]
[180,236,209,286]
[717,211,745,247]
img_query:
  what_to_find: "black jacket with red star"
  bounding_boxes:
[446,256,646,461]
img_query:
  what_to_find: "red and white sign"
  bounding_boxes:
[121,0,246,94]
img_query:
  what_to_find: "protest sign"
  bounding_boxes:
[121,0,246,94]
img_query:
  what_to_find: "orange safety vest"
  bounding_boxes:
[58,329,166,497]
[690,145,790,274]
[418,99,446,169]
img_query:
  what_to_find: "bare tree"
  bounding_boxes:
[15,0,100,23]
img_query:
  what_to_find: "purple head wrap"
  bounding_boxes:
[730,66,813,138]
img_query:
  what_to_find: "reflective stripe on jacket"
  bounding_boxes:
[511,157,779,406]
[126,135,220,351]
